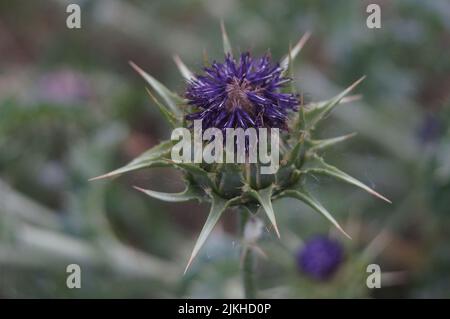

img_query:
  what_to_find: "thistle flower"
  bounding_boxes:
[296,235,344,280]
[90,24,390,280]
[185,53,299,131]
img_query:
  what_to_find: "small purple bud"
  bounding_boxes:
[417,112,443,145]
[296,235,344,280]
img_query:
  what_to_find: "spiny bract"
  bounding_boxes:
[91,25,390,273]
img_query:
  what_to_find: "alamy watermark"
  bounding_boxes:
[66,4,81,29]
[366,4,381,29]
[66,264,81,289]
[366,263,381,288]
[171,120,280,174]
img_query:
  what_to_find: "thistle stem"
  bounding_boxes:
[243,246,256,299]
[240,208,256,299]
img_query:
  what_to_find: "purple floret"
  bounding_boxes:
[296,235,344,280]
[185,53,299,131]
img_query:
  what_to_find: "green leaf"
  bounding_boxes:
[173,55,195,81]
[133,184,202,202]
[202,48,209,66]
[89,140,174,181]
[307,132,357,152]
[280,189,351,239]
[280,32,311,75]
[184,192,235,273]
[220,20,233,56]
[305,77,365,129]
[129,61,183,116]
[246,184,280,238]
[146,88,179,127]
[305,94,361,113]
[305,155,391,203]
[170,162,216,190]
[285,132,307,167]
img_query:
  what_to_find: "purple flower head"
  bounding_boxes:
[185,53,299,131]
[296,235,344,281]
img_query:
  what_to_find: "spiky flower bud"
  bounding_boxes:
[90,25,390,273]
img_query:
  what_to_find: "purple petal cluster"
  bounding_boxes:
[296,235,344,281]
[185,53,299,131]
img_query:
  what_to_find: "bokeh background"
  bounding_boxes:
[1,0,450,298]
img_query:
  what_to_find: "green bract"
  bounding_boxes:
[91,25,390,273]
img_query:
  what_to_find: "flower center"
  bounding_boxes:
[225,78,255,114]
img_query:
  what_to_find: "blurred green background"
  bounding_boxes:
[1,0,449,298]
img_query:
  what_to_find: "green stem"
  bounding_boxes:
[240,207,256,299]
